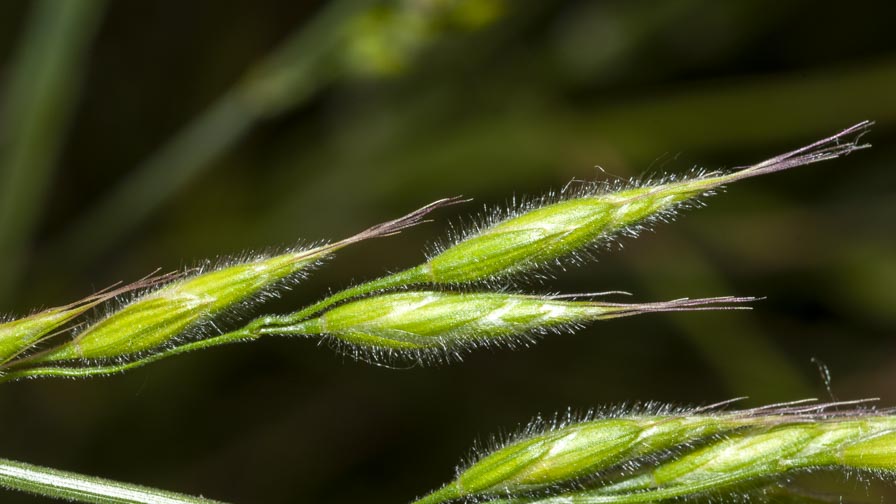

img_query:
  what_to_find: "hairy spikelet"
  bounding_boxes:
[418,122,871,284]
[412,400,896,504]
[0,199,458,374]
[263,292,754,365]
[0,272,177,365]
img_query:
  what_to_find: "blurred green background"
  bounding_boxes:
[1,0,894,502]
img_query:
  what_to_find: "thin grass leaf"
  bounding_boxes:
[0,0,106,303]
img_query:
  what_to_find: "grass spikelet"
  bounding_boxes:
[411,399,896,504]
[0,199,458,371]
[419,121,871,284]
[0,272,177,365]
[262,292,755,364]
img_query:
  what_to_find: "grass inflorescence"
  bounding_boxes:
[0,123,872,382]
[0,123,882,503]
[0,198,461,379]
[412,399,896,504]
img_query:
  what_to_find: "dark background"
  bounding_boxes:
[1,0,894,502]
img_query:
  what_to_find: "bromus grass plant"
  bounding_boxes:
[1,122,890,503]
[0,123,869,381]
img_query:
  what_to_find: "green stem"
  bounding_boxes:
[0,328,254,383]
[0,457,225,503]
[266,265,430,326]
[409,484,461,504]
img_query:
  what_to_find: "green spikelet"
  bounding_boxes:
[4,199,457,367]
[412,400,896,504]
[267,291,753,361]
[37,253,324,360]
[579,417,896,503]
[420,122,871,283]
[0,273,175,365]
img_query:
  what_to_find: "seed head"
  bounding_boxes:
[28,253,325,362]
[264,291,754,363]
[413,400,896,504]
[424,409,761,502]
[420,122,871,284]
[0,273,176,365]
[10,199,459,366]
[586,416,896,502]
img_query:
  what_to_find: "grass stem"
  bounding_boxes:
[0,457,225,504]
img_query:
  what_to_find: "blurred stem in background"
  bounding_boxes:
[48,0,504,274]
[47,0,372,272]
[0,0,106,306]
